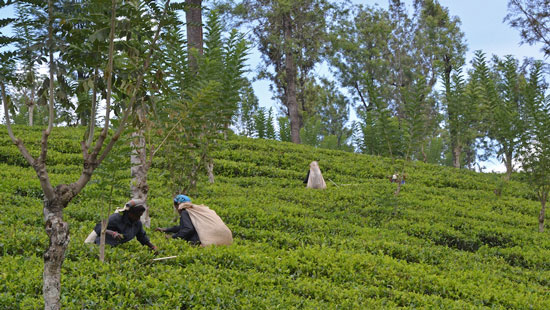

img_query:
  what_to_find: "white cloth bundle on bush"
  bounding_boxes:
[84,230,98,244]
[307,161,327,189]
[180,203,233,246]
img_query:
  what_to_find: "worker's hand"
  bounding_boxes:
[150,245,159,255]
[164,234,172,239]
[111,231,124,240]
[155,228,165,232]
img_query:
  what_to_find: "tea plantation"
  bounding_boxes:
[0,125,549,309]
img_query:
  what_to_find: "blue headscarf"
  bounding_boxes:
[174,194,191,204]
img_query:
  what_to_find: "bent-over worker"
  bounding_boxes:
[85,199,158,252]
[156,195,200,245]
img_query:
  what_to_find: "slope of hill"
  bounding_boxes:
[0,125,548,309]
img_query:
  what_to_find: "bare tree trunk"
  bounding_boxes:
[131,129,150,227]
[444,60,463,169]
[539,192,547,233]
[504,151,513,181]
[28,103,35,127]
[99,218,108,262]
[207,158,214,184]
[43,202,69,310]
[43,2,61,307]
[86,68,98,148]
[452,145,461,168]
[284,14,301,144]
[354,81,371,111]
[186,0,203,71]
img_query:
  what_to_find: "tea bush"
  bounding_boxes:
[0,125,549,309]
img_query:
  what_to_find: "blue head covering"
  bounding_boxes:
[174,194,191,204]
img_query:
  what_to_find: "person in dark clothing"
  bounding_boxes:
[86,199,158,252]
[155,195,200,245]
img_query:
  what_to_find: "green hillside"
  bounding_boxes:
[0,125,548,309]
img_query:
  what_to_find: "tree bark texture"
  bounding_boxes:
[207,158,214,184]
[28,87,35,127]
[452,145,461,169]
[131,130,150,227]
[86,68,98,148]
[444,61,462,169]
[186,0,203,71]
[99,218,108,262]
[504,151,513,181]
[284,14,301,144]
[28,103,35,127]
[43,201,70,310]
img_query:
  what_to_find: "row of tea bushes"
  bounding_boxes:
[0,125,548,309]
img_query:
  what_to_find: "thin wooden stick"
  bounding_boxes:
[152,256,178,261]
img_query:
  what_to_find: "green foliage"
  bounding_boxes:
[476,54,525,177]
[265,108,276,140]
[223,0,335,142]
[252,107,267,139]
[84,134,132,217]
[354,85,403,158]
[329,1,465,165]
[0,2,18,85]
[1,125,549,309]
[277,116,291,142]
[251,107,276,140]
[517,60,550,229]
[299,78,353,151]
[233,81,259,137]
[160,9,249,194]
[299,117,322,147]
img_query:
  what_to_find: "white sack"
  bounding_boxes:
[307,161,327,189]
[183,204,233,246]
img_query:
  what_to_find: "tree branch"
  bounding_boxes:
[152,118,182,158]
[91,0,117,157]
[510,0,550,48]
[354,80,372,112]
[39,0,56,165]
[86,67,98,149]
[97,0,170,165]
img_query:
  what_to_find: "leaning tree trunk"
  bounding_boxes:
[284,14,301,144]
[43,198,70,310]
[131,130,150,227]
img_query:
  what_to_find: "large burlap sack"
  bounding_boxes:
[183,203,233,246]
[306,161,327,189]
